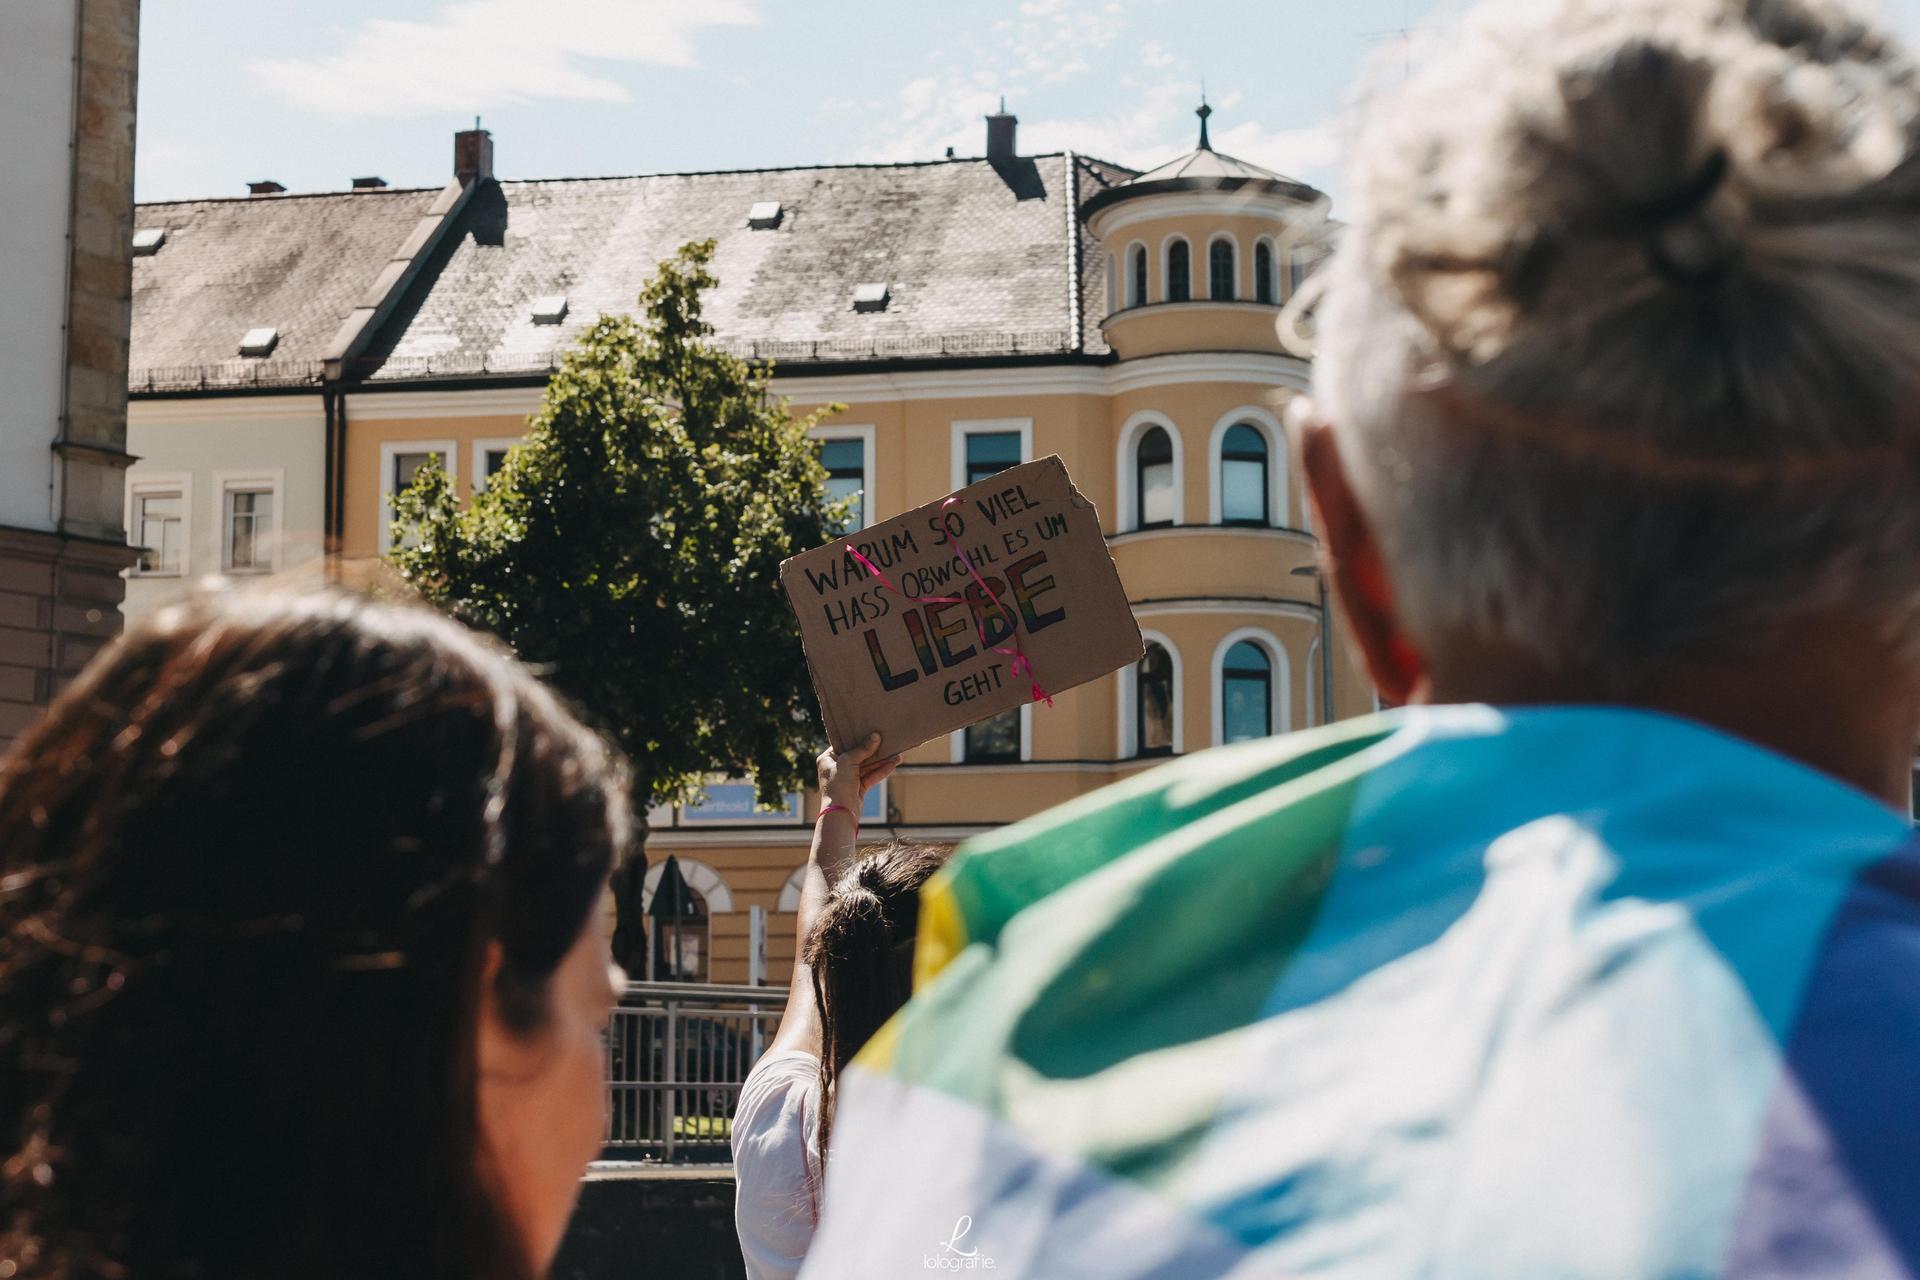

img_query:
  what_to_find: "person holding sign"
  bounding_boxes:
[799,0,1920,1275]
[731,734,946,1280]
[781,457,1142,761]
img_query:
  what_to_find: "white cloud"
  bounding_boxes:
[852,0,1138,162]
[1210,118,1342,180]
[250,0,758,118]
[846,1,1342,198]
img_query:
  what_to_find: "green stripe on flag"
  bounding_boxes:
[868,718,1399,1188]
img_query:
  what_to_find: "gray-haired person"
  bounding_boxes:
[796,0,1920,1275]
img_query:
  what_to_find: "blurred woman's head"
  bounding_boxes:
[1305,0,1920,710]
[0,587,631,1280]
[802,842,948,1171]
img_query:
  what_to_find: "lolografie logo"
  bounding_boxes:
[924,1214,998,1270]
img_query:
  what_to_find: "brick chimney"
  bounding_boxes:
[985,99,1017,165]
[455,126,494,186]
[247,180,285,196]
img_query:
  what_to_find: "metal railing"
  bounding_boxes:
[604,980,788,1162]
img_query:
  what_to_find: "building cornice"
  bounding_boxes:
[131,352,1311,417]
[129,395,327,425]
[1107,524,1318,549]
[1130,596,1324,624]
[1086,189,1320,238]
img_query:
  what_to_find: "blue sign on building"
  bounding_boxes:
[680,781,804,825]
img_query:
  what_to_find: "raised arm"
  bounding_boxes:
[768,733,900,1056]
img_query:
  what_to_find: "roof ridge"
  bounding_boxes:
[494,151,1074,186]
[1074,153,1141,178]
[136,187,440,209]
[136,154,1087,207]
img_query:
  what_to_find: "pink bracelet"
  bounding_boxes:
[816,802,859,833]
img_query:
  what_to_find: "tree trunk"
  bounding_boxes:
[608,829,651,980]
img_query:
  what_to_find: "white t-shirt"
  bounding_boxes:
[732,1049,823,1280]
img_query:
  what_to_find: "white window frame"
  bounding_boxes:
[1253,235,1279,304]
[949,417,1036,764]
[125,471,193,579]
[1161,234,1194,303]
[639,857,735,913]
[1212,627,1293,745]
[1306,637,1321,728]
[812,423,877,531]
[1207,406,1290,528]
[471,436,522,494]
[777,865,808,913]
[212,467,285,575]
[378,439,457,553]
[1115,410,1185,532]
[1117,629,1185,757]
[949,417,1034,493]
[1206,232,1239,300]
[1127,241,1149,307]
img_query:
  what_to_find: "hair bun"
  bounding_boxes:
[1356,0,1920,378]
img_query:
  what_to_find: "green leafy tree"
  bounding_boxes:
[387,241,845,967]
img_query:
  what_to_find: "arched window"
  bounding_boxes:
[1255,240,1276,304]
[1208,237,1236,300]
[1136,643,1175,756]
[1287,245,1317,297]
[1136,426,1175,529]
[1130,244,1148,307]
[1220,423,1270,525]
[1167,239,1191,302]
[1221,641,1273,743]
[646,855,711,982]
[777,864,807,912]
[1106,253,1118,315]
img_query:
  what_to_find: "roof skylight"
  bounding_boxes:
[852,282,891,313]
[530,294,569,324]
[747,200,784,230]
[238,327,279,358]
[132,227,166,256]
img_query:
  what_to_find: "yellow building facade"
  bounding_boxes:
[126,110,1372,984]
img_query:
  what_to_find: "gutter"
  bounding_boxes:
[1064,150,1083,354]
[318,172,485,558]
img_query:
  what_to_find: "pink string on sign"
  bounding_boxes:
[843,496,1054,707]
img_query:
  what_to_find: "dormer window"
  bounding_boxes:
[852,282,890,313]
[530,295,569,325]
[747,201,784,229]
[238,327,278,358]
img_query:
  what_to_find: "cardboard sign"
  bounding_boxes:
[781,455,1144,758]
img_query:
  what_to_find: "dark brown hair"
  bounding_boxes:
[0,587,630,1280]
[801,842,948,1178]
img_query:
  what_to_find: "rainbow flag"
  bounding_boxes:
[800,706,1920,1277]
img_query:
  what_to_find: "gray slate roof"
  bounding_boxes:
[131,153,1142,392]
[361,153,1101,381]
[130,187,440,391]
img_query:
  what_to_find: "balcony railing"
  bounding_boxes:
[602,980,788,1163]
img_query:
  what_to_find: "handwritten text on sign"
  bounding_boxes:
[780,457,1143,757]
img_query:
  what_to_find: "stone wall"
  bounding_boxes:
[0,530,130,745]
[59,0,141,543]
[0,0,140,750]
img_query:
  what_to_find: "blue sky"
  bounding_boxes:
[138,0,1920,207]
